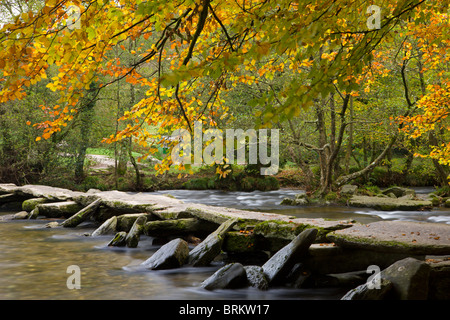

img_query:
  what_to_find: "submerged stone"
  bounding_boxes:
[341,278,394,300]
[12,211,29,219]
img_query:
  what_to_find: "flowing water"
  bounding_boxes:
[1,187,449,300]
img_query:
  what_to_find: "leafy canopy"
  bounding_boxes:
[0,0,447,173]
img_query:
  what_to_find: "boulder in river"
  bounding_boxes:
[201,262,248,290]
[144,218,217,238]
[381,257,430,300]
[108,231,127,247]
[341,278,394,300]
[35,201,83,218]
[12,211,29,219]
[125,215,147,248]
[280,193,310,206]
[381,186,416,198]
[262,228,318,285]
[60,199,102,228]
[188,218,238,267]
[141,238,189,270]
[22,198,50,212]
[340,184,358,196]
[342,257,430,300]
[116,213,152,232]
[244,265,269,290]
[91,216,118,236]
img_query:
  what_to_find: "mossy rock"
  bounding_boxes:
[252,220,329,252]
[36,201,83,218]
[116,213,153,232]
[22,198,50,212]
[349,195,432,211]
[223,231,258,253]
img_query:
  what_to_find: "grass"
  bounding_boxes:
[86,147,143,159]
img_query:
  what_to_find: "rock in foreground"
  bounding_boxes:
[141,238,189,270]
[262,228,318,285]
[342,257,431,300]
[327,221,450,255]
[201,263,248,290]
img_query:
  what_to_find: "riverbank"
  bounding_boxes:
[33,152,447,194]
[1,183,450,299]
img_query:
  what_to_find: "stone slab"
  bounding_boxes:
[349,195,432,211]
[327,221,450,255]
[76,189,353,231]
[0,184,83,201]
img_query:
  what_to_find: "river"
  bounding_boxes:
[1,187,449,300]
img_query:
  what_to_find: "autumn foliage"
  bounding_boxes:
[0,0,449,180]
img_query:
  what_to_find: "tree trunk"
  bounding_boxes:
[287,145,314,190]
[74,84,97,182]
[316,100,329,193]
[318,94,350,196]
[428,131,450,186]
[335,135,397,187]
[128,73,141,188]
[344,96,354,174]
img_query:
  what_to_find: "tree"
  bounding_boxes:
[0,0,446,188]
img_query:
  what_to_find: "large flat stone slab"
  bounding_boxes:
[183,203,353,231]
[349,195,432,211]
[75,189,353,231]
[0,184,83,201]
[75,190,185,214]
[327,221,450,255]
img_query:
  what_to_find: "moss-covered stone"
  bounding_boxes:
[349,195,433,211]
[327,221,450,255]
[22,198,50,212]
[188,218,238,266]
[223,231,258,253]
[144,218,217,238]
[36,201,83,218]
[116,213,153,232]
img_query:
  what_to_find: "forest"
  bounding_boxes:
[0,0,449,199]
